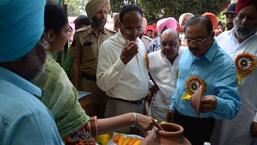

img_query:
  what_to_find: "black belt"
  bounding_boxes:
[81,72,96,82]
[109,97,144,104]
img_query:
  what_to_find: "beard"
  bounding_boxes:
[91,16,106,30]
[0,38,47,81]
[14,43,46,80]
[235,25,257,40]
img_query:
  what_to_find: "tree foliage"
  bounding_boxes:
[110,0,126,13]
[110,0,230,23]
[65,0,87,16]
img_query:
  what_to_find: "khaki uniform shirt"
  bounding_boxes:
[72,26,115,77]
[71,26,115,117]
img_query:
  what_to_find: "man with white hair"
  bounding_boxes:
[178,13,194,46]
[179,13,195,31]
[71,0,115,117]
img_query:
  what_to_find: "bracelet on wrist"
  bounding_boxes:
[89,116,98,137]
[131,112,137,127]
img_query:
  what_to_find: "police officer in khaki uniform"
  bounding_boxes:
[71,0,115,118]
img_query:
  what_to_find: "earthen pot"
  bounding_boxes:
[159,123,191,145]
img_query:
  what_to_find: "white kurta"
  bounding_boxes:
[147,50,180,121]
[96,31,149,101]
[148,50,180,109]
[211,30,257,145]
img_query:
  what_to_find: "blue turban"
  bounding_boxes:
[0,0,46,62]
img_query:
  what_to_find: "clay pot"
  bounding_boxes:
[159,123,191,145]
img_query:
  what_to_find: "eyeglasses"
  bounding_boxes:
[236,14,257,22]
[185,35,209,45]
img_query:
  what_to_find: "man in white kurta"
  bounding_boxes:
[211,1,257,144]
[96,5,149,124]
[147,29,182,122]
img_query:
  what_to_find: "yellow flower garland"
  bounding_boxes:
[235,53,257,84]
[181,76,207,101]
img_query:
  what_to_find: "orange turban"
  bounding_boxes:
[235,0,257,14]
[202,12,218,30]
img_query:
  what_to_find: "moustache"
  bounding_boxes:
[189,47,198,51]
[237,27,250,32]
[236,26,257,38]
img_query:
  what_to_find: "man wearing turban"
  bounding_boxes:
[202,12,218,31]
[147,17,177,53]
[0,0,64,144]
[71,0,115,118]
[211,0,257,144]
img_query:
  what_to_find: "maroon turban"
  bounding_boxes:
[235,0,257,14]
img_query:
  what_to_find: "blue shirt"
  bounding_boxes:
[0,67,64,145]
[170,41,240,119]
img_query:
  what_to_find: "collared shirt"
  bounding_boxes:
[0,67,64,145]
[33,53,89,137]
[148,49,181,109]
[216,28,239,57]
[97,31,149,101]
[72,26,115,76]
[170,41,240,119]
[141,35,153,51]
[211,31,257,145]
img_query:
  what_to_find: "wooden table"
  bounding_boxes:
[78,91,97,116]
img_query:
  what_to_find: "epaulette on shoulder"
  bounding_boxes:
[76,25,91,33]
[105,27,116,33]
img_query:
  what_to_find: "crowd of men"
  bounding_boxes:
[0,0,257,145]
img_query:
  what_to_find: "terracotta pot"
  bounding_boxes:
[159,123,191,145]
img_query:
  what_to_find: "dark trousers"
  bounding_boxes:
[174,111,215,145]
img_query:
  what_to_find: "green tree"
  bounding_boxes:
[65,0,87,16]
[110,0,125,13]
[110,0,230,23]
[140,0,230,23]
